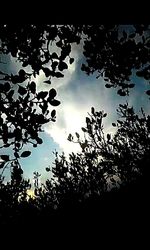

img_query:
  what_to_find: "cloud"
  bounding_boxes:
[2,36,150,182]
[42,61,123,155]
[7,38,150,158]
[42,51,150,157]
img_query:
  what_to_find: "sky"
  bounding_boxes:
[0,37,150,185]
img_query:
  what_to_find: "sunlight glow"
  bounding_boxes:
[27,189,35,199]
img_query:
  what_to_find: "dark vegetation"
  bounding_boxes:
[0,25,150,238]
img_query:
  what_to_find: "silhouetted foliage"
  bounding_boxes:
[38,104,150,214]
[0,24,150,97]
[0,163,31,225]
[0,69,61,175]
[0,25,150,233]
[0,25,82,78]
[0,104,150,236]
[0,25,82,174]
[82,25,150,96]
[0,24,150,175]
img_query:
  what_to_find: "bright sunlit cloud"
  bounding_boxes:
[43,70,123,155]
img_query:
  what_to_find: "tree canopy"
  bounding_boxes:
[0,103,149,234]
[0,24,149,93]
[0,24,150,234]
[0,24,150,175]
[41,103,150,209]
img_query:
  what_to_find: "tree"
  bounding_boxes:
[0,24,149,237]
[82,24,150,96]
[0,24,149,96]
[0,24,81,78]
[0,24,82,174]
[0,104,149,232]
[0,24,150,175]
[0,163,31,225]
[0,69,61,176]
[41,103,150,211]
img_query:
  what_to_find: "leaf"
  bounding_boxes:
[80,141,88,151]
[75,132,80,139]
[19,69,26,77]
[68,134,73,141]
[46,167,50,172]
[30,101,34,107]
[91,107,95,115]
[14,152,19,158]
[0,162,5,169]
[12,74,24,84]
[1,155,9,161]
[18,85,27,96]
[146,89,150,95]
[119,104,127,109]
[117,120,123,125]
[103,113,107,117]
[3,82,11,92]
[105,84,112,88]
[86,117,90,124]
[128,83,135,88]
[81,127,87,132]
[63,44,71,56]
[42,67,52,77]
[117,89,126,96]
[96,118,101,129]
[69,58,74,64]
[146,90,150,95]
[112,123,116,127]
[51,118,56,122]
[55,72,64,78]
[36,137,43,144]
[58,61,68,71]
[8,89,14,100]
[51,109,56,118]
[51,52,58,59]
[44,80,51,84]
[56,40,62,47]
[14,128,22,141]
[52,61,58,71]
[49,88,57,99]
[29,81,36,94]
[21,151,31,158]
[37,91,48,100]
[22,61,28,67]
[49,99,61,106]
[41,100,48,114]
[107,134,111,141]
[48,26,58,40]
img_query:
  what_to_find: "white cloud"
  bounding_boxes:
[43,70,121,155]
[10,38,150,158]
[43,64,149,157]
